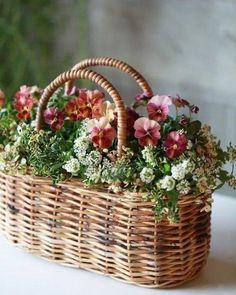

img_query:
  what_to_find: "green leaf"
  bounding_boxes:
[166,189,179,205]
[163,163,171,173]
[186,120,202,135]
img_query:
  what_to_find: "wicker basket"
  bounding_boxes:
[0,57,211,288]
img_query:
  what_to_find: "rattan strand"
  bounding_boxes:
[65,57,153,97]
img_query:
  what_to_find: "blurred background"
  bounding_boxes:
[0,0,235,195]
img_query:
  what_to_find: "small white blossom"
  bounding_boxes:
[63,158,80,174]
[140,167,155,183]
[187,140,193,150]
[87,150,102,165]
[159,176,176,191]
[141,146,157,167]
[84,165,101,183]
[0,161,6,171]
[182,159,195,174]
[171,164,186,180]
[176,180,191,195]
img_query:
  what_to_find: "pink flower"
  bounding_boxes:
[147,95,172,122]
[88,117,116,149]
[134,117,161,146]
[164,131,188,159]
[0,89,5,108]
[14,85,39,120]
[15,85,32,100]
[44,107,64,130]
[135,91,150,102]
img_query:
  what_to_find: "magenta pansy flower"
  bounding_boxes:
[190,105,199,114]
[134,117,161,146]
[44,107,64,131]
[88,117,116,149]
[164,131,188,159]
[147,95,172,122]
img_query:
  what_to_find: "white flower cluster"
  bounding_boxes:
[84,165,101,183]
[63,158,80,174]
[171,159,195,180]
[141,146,157,167]
[140,167,155,183]
[74,137,90,161]
[176,180,191,195]
[159,176,175,191]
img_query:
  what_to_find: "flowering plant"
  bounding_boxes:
[0,86,235,222]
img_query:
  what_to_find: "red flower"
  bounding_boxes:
[171,95,190,108]
[147,95,172,122]
[65,89,104,121]
[126,108,140,136]
[0,89,5,108]
[134,117,161,146]
[164,131,188,159]
[88,117,116,149]
[44,107,64,130]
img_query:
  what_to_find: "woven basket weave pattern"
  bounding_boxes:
[0,172,211,288]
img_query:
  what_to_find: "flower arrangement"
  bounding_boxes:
[0,85,235,222]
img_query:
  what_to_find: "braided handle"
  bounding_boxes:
[65,57,153,97]
[36,69,127,157]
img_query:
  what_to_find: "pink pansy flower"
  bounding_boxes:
[164,131,188,159]
[15,85,32,100]
[134,117,161,146]
[135,91,150,102]
[87,117,116,149]
[147,95,172,122]
[44,107,64,131]
[14,85,40,120]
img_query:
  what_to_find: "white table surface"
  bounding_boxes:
[0,193,235,295]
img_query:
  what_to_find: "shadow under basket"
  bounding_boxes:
[0,172,211,288]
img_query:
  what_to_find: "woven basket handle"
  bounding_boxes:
[65,57,153,97]
[36,69,126,157]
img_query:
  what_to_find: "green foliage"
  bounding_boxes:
[0,0,89,97]
[20,126,72,183]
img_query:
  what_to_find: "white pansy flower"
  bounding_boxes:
[140,167,155,183]
[63,158,80,174]
[159,176,176,191]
